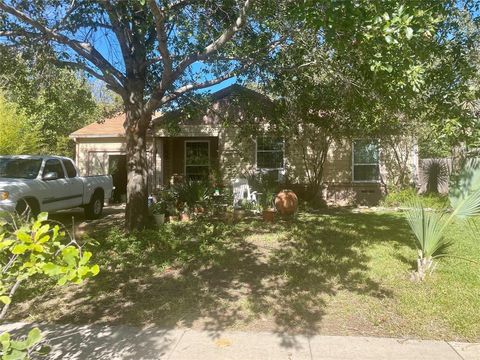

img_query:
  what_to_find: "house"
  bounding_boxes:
[69,85,419,205]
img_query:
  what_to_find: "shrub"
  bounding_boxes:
[0,212,99,358]
[381,188,448,209]
[405,158,480,281]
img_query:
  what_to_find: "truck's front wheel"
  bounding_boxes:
[85,192,104,220]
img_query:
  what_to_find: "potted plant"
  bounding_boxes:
[180,204,191,222]
[152,201,167,226]
[224,205,235,222]
[167,200,179,222]
[261,191,276,223]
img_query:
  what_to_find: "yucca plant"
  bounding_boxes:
[405,158,480,281]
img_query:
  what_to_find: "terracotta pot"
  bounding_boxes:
[274,190,298,216]
[262,209,275,223]
[180,213,190,222]
[194,206,205,215]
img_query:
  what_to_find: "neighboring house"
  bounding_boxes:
[69,85,419,205]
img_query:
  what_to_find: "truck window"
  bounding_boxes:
[43,159,65,179]
[62,159,77,178]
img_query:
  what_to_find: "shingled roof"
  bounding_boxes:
[69,113,126,138]
[69,85,273,138]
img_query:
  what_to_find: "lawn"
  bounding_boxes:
[10,210,480,342]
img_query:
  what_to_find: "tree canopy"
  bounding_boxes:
[1,0,479,229]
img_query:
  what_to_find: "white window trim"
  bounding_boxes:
[352,139,380,183]
[184,140,210,179]
[255,137,286,172]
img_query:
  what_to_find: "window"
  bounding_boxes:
[43,159,65,179]
[185,141,210,181]
[0,158,42,179]
[256,137,284,170]
[353,140,379,182]
[62,159,77,178]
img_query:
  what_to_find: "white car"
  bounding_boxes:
[0,155,113,219]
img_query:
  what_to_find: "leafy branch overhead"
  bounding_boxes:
[0,212,99,314]
[0,212,99,359]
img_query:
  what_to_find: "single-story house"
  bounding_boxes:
[69,85,419,205]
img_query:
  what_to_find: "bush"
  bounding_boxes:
[381,188,448,209]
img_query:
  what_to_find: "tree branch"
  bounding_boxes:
[148,0,173,77]
[174,0,252,76]
[54,60,126,95]
[156,67,241,108]
[146,0,253,112]
[102,1,133,68]
[0,2,126,87]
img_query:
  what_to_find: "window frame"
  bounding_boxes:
[255,136,285,172]
[352,139,380,183]
[42,159,66,179]
[62,159,78,178]
[184,140,210,181]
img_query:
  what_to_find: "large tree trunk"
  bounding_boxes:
[125,103,151,231]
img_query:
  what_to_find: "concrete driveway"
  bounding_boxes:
[49,204,125,237]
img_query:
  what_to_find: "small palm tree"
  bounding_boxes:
[405,158,480,280]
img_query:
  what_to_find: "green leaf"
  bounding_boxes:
[10,340,28,351]
[0,296,11,305]
[405,27,414,40]
[37,235,50,244]
[384,35,393,44]
[32,244,44,253]
[37,212,48,223]
[12,244,28,255]
[0,331,11,343]
[34,224,49,242]
[42,262,62,276]
[4,348,27,360]
[90,264,100,276]
[26,328,42,347]
[79,251,92,266]
[36,345,51,355]
[405,203,450,258]
[61,246,79,267]
[449,158,480,218]
[16,231,31,243]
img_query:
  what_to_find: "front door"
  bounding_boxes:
[109,155,127,203]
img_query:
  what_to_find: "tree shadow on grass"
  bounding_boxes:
[9,211,414,350]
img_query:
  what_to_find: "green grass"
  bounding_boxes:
[11,210,480,341]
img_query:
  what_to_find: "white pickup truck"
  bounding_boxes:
[0,155,113,219]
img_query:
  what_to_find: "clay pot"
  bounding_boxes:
[194,205,205,215]
[274,190,298,216]
[180,213,190,222]
[262,209,275,223]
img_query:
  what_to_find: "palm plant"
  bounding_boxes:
[406,158,480,280]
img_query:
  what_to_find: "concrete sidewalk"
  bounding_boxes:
[0,322,478,360]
